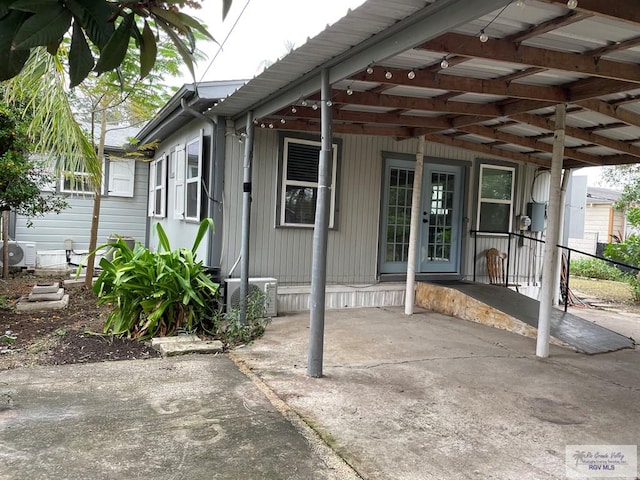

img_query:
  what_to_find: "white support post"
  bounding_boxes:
[239,111,254,325]
[405,136,426,315]
[536,104,566,358]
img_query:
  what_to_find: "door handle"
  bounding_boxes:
[422,219,428,224]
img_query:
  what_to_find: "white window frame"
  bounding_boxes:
[476,164,515,232]
[107,157,135,198]
[148,154,167,218]
[60,171,94,195]
[184,131,203,222]
[279,137,338,228]
[173,144,186,219]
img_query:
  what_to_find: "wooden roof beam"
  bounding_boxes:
[274,105,453,129]
[537,0,640,27]
[512,112,640,159]
[425,133,552,167]
[419,32,640,84]
[578,99,640,129]
[331,90,502,116]
[506,10,592,44]
[458,124,604,165]
[350,67,567,102]
[263,119,415,137]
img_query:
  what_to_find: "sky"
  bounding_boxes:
[172,0,366,85]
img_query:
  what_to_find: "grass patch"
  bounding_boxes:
[569,277,633,304]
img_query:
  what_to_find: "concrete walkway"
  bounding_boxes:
[2,307,639,479]
[0,356,356,480]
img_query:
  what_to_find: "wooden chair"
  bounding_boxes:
[485,248,520,292]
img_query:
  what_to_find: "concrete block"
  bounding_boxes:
[158,340,224,357]
[63,279,86,288]
[151,335,200,347]
[34,268,72,278]
[28,288,65,302]
[31,283,60,294]
[16,295,69,312]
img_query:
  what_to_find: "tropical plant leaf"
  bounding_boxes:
[65,0,114,49]
[94,12,134,74]
[155,222,171,252]
[12,5,72,50]
[192,217,214,253]
[8,0,58,13]
[139,20,157,79]
[151,8,215,43]
[155,18,195,80]
[0,10,31,81]
[223,0,232,20]
[69,21,95,88]
[46,38,62,55]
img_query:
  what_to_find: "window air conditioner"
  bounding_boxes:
[0,241,37,268]
[225,277,278,318]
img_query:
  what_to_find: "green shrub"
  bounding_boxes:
[213,289,272,346]
[569,257,626,281]
[91,219,220,339]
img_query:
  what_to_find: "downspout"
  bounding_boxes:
[180,98,224,270]
[239,111,255,325]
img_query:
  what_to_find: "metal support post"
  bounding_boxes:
[240,111,254,325]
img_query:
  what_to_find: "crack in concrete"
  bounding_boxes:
[545,358,640,393]
[330,354,530,370]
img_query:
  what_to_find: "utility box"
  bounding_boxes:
[527,202,546,232]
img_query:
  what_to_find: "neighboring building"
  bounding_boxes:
[568,186,626,256]
[11,125,147,268]
[135,0,640,311]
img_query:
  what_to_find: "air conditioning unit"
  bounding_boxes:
[0,241,37,268]
[225,277,278,317]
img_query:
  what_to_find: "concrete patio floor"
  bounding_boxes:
[1,306,638,479]
[232,307,640,479]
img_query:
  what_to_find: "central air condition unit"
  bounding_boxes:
[225,277,278,317]
[0,241,37,268]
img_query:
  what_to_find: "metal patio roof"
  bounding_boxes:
[207,0,640,169]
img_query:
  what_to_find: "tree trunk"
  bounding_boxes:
[84,109,107,288]
[2,210,9,280]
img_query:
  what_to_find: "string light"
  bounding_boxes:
[567,0,577,8]
[346,86,354,95]
[440,57,449,69]
[301,98,308,107]
[280,118,286,124]
[326,100,333,107]
[260,123,265,128]
[385,70,393,79]
[479,30,489,43]
[407,70,416,79]
[366,65,374,74]
[312,102,318,110]
[291,106,297,114]
[268,123,274,129]
[515,0,525,7]
[253,119,258,125]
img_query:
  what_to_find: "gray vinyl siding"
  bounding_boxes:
[146,119,212,264]
[14,160,148,251]
[222,127,534,286]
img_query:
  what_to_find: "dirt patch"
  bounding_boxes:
[0,274,159,370]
